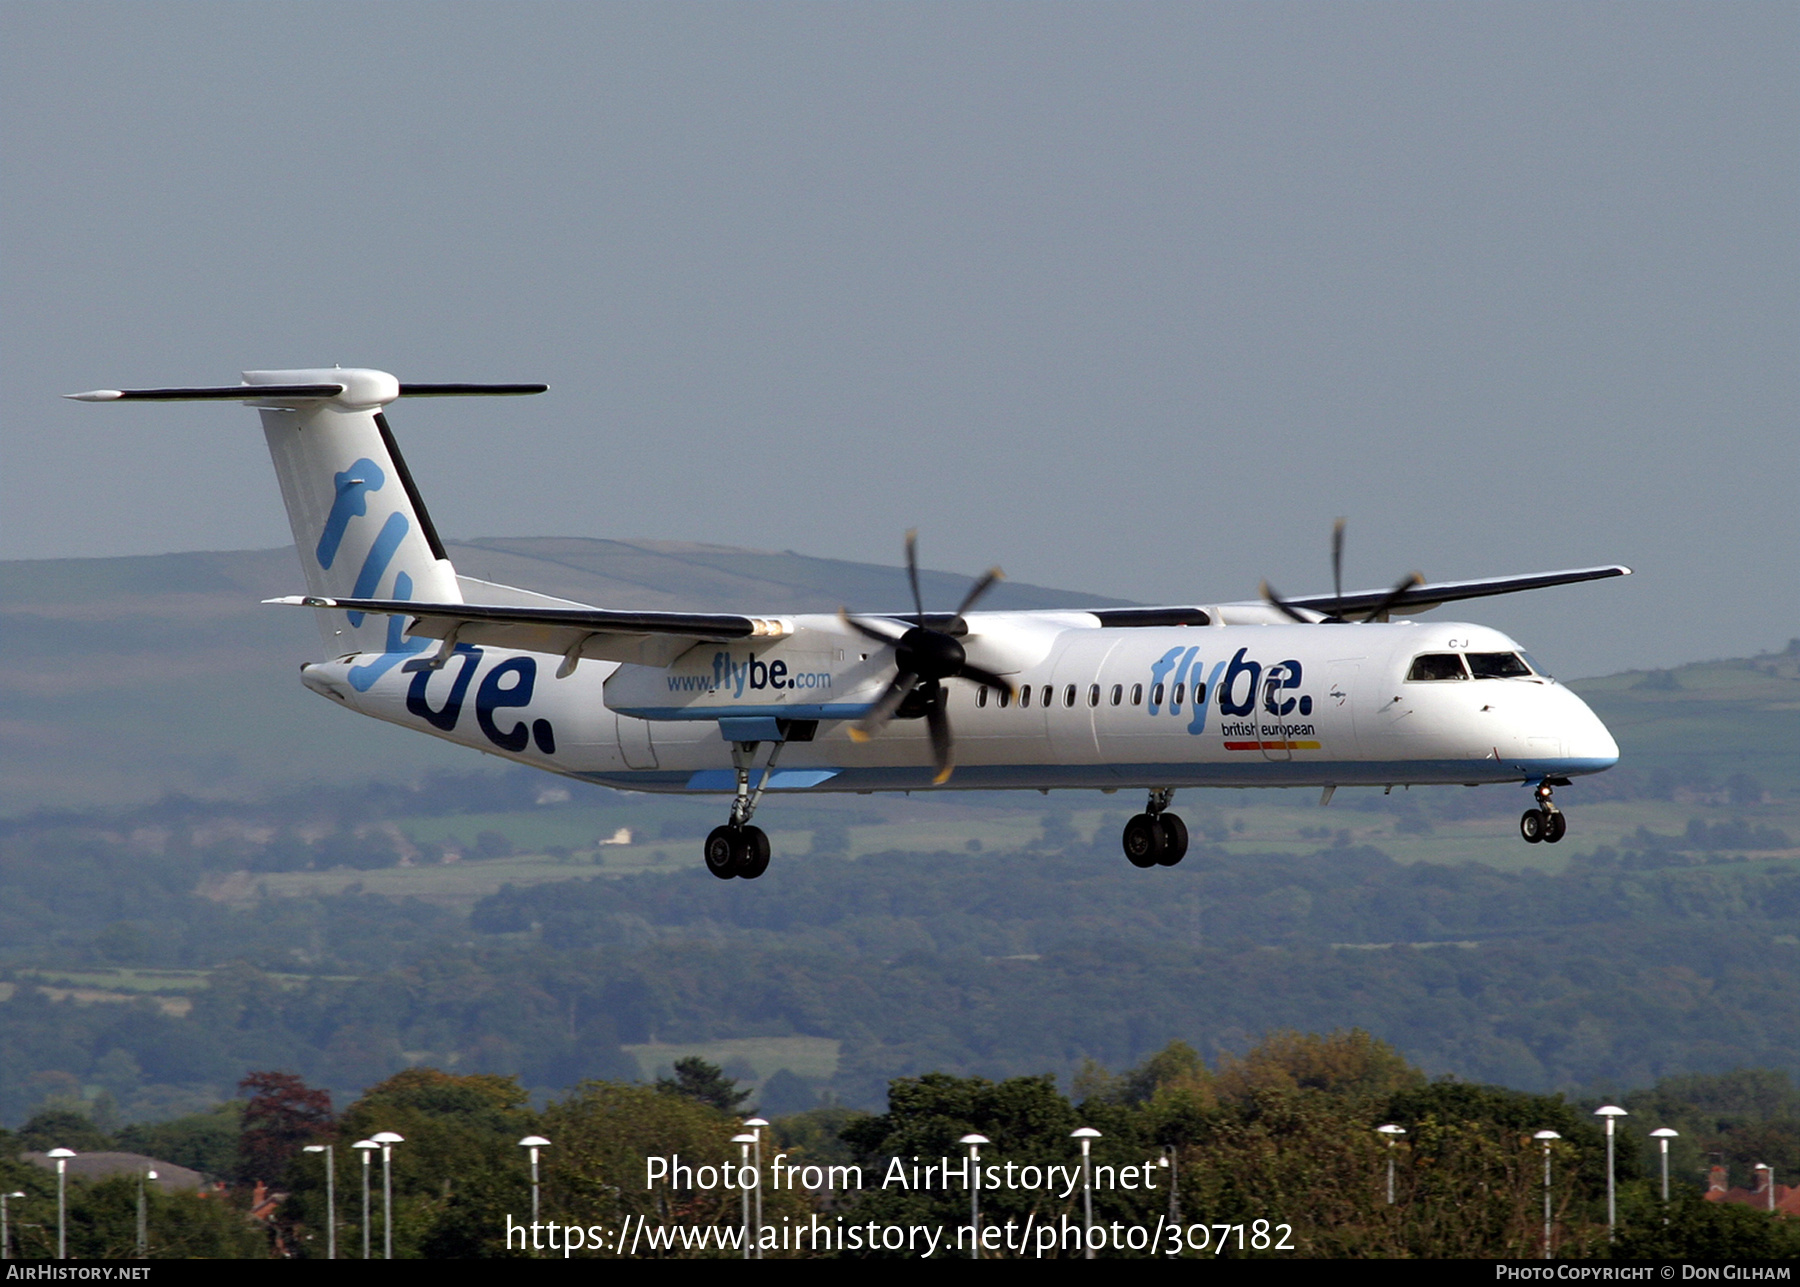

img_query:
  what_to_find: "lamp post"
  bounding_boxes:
[1160,1145,1179,1227]
[1649,1129,1678,1208]
[351,1140,378,1259]
[731,1134,756,1260]
[371,1132,403,1259]
[1,1192,23,1261]
[518,1136,550,1228]
[1533,1131,1561,1259]
[744,1117,768,1259]
[1595,1106,1627,1240]
[45,1149,74,1260]
[135,1168,157,1257]
[1375,1124,1406,1205]
[1071,1127,1101,1260]
[303,1144,336,1259]
[1754,1164,1775,1213]
[958,1134,989,1259]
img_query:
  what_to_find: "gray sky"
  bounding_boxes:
[4,2,1793,678]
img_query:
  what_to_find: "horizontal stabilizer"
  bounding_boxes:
[66,382,545,403]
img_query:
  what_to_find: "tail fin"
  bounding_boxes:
[67,368,544,654]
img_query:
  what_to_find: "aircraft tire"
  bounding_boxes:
[1156,814,1189,866]
[1544,811,1567,844]
[704,826,743,879]
[1519,810,1545,844]
[1122,814,1165,868]
[739,826,771,879]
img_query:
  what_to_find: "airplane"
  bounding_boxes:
[68,369,1628,879]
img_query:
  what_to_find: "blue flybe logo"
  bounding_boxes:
[665,652,834,696]
[1145,646,1313,736]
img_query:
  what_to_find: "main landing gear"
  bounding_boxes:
[1122,789,1188,869]
[1519,779,1569,845]
[705,738,786,880]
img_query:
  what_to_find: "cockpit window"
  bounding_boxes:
[1407,653,1469,681]
[1467,651,1533,679]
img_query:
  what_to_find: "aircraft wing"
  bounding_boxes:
[1278,564,1631,618]
[268,595,777,668]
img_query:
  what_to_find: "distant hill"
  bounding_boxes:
[0,539,1132,813]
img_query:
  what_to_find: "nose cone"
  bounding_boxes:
[1558,686,1620,771]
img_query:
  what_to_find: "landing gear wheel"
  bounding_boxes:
[1156,814,1189,866]
[704,826,744,879]
[1543,811,1566,844]
[738,825,771,878]
[1123,813,1166,868]
[1519,810,1545,845]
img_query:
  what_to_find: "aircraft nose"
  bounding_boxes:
[1560,688,1619,769]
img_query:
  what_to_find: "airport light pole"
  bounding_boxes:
[744,1117,768,1258]
[1072,1127,1101,1260]
[1,1192,23,1260]
[1649,1129,1678,1209]
[371,1132,403,1259]
[351,1140,378,1258]
[1375,1124,1406,1205]
[731,1135,756,1260]
[303,1144,336,1259]
[518,1136,549,1227]
[135,1168,157,1257]
[1595,1106,1627,1240]
[1533,1131,1561,1258]
[45,1150,74,1260]
[959,1134,989,1258]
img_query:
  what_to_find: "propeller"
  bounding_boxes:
[1262,519,1425,624]
[840,532,1013,784]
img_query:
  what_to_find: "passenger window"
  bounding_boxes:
[1407,654,1469,681]
[976,686,989,708]
[1020,685,1032,708]
[1064,684,1077,708]
[1151,682,1165,706]
[1131,683,1143,706]
[998,686,1012,709]
[1040,685,1053,709]
[1172,682,1186,708]
[1088,684,1100,707]
[1467,652,1532,679]
[1110,684,1123,706]
[1194,683,1207,705]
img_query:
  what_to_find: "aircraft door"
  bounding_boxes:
[1322,661,1364,758]
[616,714,658,769]
[1259,666,1295,762]
[1048,634,1121,763]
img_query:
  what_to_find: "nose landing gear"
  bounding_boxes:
[1520,779,1568,845]
[1123,789,1188,868]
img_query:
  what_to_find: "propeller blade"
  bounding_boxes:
[925,693,955,785]
[904,529,924,625]
[1331,517,1346,606]
[838,608,906,646]
[956,662,1015,696]
[1357,571,1426,623]
[1260,580,1316,624]
[852,672,919,740]
[950,566,1005,625]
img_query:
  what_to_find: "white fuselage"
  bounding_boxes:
[298,612,1618,798]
